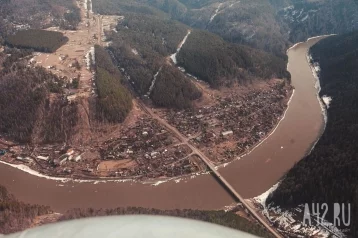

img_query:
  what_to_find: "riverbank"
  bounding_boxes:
[246,35,341,238]
[0,36,325,213]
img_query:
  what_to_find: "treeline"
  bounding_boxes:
[177,30,290,87]
[6,29,68,53]
[151,65,202,109]
[267,31,358,236]
[92,0,165,17]
[60,207,274,238]
[94,45,132,123]
[0,185,52,234]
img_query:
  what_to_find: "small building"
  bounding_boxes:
[222,130,233,137]
[37,155,49,161]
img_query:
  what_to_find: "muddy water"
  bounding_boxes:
[220,36,326,198]
[0,37,325,213]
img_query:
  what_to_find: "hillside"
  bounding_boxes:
[91,0,290,57]
[0,48,67,143]
[92,0,358,58]
[104,12,290,108]
[105,13,203,109]
[273,0,358,43]
[177,29,290,87]
[267,31,358,236]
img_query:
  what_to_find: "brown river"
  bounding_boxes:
[0,37,325,213]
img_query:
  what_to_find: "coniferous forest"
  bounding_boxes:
[267,31,358,237]
[94,45,133,123]
[6,30,68,53]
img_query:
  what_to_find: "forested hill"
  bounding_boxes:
[272,0,358,44]
[92,0,358,58]
[105,13,288,109]
[267,31,358,236]
[177,29,290,87]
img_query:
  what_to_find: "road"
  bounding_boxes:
[137,102,282,238]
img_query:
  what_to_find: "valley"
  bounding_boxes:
[0,23,325,238]
[0,0,356,237]
[0,0,291,182]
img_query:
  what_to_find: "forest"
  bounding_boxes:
[0,47,74,143]
[276,0,358,44]
[90,0,289,57]
[107,13,189,95]
[150,65,202,109]
[0,48,52,142]
[267,31,358,237]
[106,13,202,109]
[177,30,290,87]
[0,185,52,234]
[6,29,68,53]
[105,12,290,108]
[94,45,133,123]
[0,0,81,30]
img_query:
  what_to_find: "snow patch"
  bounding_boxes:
[170,30,191,65]
[86,47,95,70]
[131,48,139,55]
[301,15,309,22]
[251,183,345,237]
[322,96,332,108]
[146,67,162,97]
[209,3,223,23]
[253,182,280,207]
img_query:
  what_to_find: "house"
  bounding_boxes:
[37,155,49,161]
[222,130,233,137]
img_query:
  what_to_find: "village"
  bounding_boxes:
[157,79,293,164]
[0,76,291,180]
[0,111,207,180]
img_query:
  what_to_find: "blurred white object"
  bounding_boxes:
[5,215,259,238]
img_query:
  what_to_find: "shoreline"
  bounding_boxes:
[304,34,336,155]
[0,160,211,185]
[249,34,333,200]
[0,36,326,190]
[247,34,341,237]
